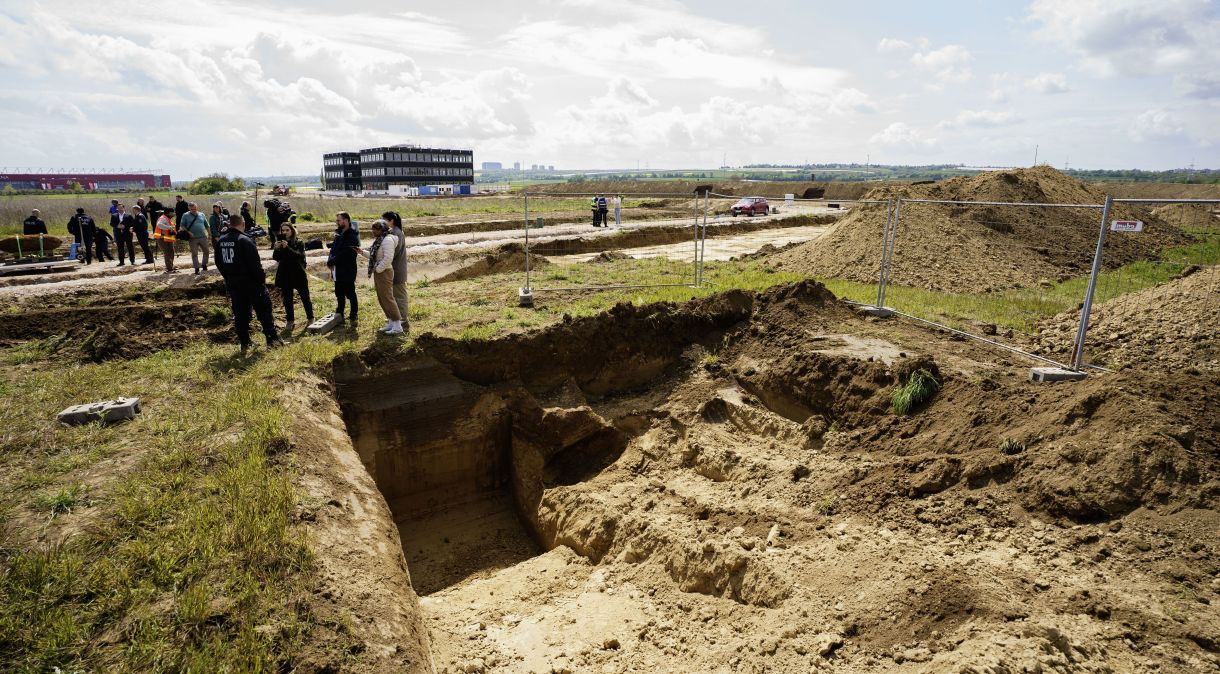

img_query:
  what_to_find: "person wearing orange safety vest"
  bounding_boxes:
[152,207,178,272]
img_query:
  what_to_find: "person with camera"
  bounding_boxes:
[326,211,361,329]
[216,214,282,355]
[272,222,314,331]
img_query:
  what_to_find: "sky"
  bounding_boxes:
[0,0,1218,177]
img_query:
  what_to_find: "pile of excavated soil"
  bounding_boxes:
[771,166,1192,293]
[1033,266,1220,371]
[437,243,549,283]
[0,280,254,362]
[531,179,874,200]
[336,281,1218,673]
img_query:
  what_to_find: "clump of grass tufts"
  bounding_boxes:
[33,483,89,517]
[414,276,432,289]
[204,305,229,327]
[891,368,940,415]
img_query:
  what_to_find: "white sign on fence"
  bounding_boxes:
[1110,219,1143,232]
[785,193,794,206]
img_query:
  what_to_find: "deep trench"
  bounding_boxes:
[328,283,887,601]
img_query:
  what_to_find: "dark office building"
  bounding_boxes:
[322,152,362,192]
[357,145,474,191]
[323,145,474,192]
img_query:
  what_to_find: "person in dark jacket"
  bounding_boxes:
[145,196,164,222]
[240,201,255,229]
[173,195,188,227]
[326,211,360,327]
[208,202,225,240]
[215,214,282,354]
[93,226,115,262]
[130,206,154,264]
[111,203,136,266]
[272,223,314,330]
[23,209,47,235]
[67,208,96,264]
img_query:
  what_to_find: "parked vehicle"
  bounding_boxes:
[731,197,769,216]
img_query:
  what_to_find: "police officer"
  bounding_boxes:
[597,194,609,227]
[67,207,97,264]
[23,209,47,235]
[215,213,283,355]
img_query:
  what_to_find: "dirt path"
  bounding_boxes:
[0,204,838,301]
[548,223,831,265]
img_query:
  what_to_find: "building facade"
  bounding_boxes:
[481,161,503,171]
[321,145,474,192]
[322,152,362,192]
[0,172,170,191]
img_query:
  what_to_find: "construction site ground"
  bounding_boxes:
[0,169,1216,674]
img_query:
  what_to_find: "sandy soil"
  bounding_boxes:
[332,282,1218,674]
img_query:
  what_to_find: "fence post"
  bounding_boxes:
[878,198,903,307]
[1072,195,1113,370]
[524,192,530,290]
[875,199,894,306]
[698,191,710,286]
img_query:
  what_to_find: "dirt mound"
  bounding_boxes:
[334,280,1218,672]
[436,243,549,283]
[531,179,874,200]
[0,235,65,256]
[590,250,633,263]
[1034,266,1220,371]
[771,166,1192,292]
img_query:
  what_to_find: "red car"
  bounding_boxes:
[731,197,769,216]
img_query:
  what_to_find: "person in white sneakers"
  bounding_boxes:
[356,220,403,334]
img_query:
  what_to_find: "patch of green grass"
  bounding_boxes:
[891,368,940,415]
[414,276,431,289]
[32,484,90,517]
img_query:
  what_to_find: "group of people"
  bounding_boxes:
[29,195,412,354]
[590,194,623,228]
[213,208,410,354]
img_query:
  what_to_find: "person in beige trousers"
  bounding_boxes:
[357,220,403,335]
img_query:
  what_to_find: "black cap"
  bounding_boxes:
[76,207,85,214]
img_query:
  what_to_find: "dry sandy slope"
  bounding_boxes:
[1034,266,1220,371]
[770,167,1190,293]
[343,282,1218,673]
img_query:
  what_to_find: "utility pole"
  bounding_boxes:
[1033,145,1039,166]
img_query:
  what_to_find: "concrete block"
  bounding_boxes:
[58,397,141,426]
[855,305,893,318]
[518,287,534,308]
[1029,367,1087,383]
[307,312,343,335]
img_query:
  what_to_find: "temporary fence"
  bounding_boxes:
[518,190,893,296]
[871,195,1220,373]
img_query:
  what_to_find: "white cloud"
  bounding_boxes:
[910,44,973,85]
[877,38,912,53]
[1025,72,1071,94]
[1129,109,1185,141]
[1028,0,1220,98]
[938,110,1021,129]
[868,122,938,151]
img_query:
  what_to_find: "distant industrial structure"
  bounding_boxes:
[481,161,503,171]
[0,170,171,191]
[322,144,473,194]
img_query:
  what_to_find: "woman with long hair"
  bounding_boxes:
[271,222,314,330]
[356,219,402,334]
